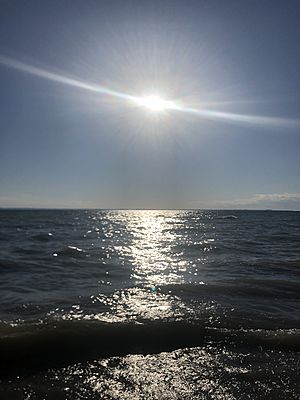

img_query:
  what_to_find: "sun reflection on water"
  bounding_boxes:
[47,210,218,323]
[100,209,216,289]
[118,211,187,286]
[84,210,191,322]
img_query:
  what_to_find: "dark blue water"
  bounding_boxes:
[0,210,299,399]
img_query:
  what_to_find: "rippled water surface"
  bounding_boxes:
[0,209,299,398]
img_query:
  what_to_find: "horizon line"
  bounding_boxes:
[0,207,299,212]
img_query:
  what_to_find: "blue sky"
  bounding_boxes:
[0,0,299,209]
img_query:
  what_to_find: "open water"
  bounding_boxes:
[0,209,299,399]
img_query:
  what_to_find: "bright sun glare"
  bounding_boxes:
[134,95,175,112]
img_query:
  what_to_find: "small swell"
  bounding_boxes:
[0,320,299,379]
[0,259,21,272]
[31,233,53,242]
[215,215,238,220]
[162,281,300,299]
[13,247,42,256]
[53,246,86,258]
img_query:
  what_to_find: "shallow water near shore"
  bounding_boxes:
[0,209,299,398]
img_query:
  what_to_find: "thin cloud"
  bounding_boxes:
[212,192,300,210]
[254,193,300,202]
[188,193,300,210]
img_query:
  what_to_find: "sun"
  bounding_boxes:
[133,95,176,112]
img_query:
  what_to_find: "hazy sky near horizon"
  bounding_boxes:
[0,0,300,209]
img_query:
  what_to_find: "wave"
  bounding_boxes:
[215,215,238,220]
[161,281,300,299]
[0,320,299,379]
[31,232,53,242]
[53,246,86,258]
[0,259,21,271]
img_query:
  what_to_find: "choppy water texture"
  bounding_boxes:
[0,209,299,399]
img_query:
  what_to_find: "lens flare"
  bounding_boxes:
[0,55,299,128]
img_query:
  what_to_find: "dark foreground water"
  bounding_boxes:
[0,209,299,399]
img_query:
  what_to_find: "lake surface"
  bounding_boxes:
[0,209,299,399]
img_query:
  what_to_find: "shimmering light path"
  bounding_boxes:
[1,55,299,128]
